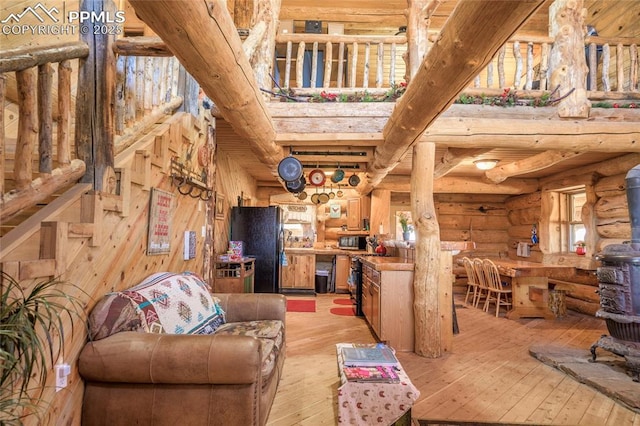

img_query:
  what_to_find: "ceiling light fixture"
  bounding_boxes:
[473,159,499,170]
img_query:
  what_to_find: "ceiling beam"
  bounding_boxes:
[128,0,284,171]
[434,148,492,178]
[377,175,540,194]
[358,0,547,194]
[484,150,583,183]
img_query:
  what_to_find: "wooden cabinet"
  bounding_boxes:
[281,253,315,290]
[362,264,381,336]
[335,255,350,293]
[214,258,255,293]
[346,198,361,230]
[360,260,414,351]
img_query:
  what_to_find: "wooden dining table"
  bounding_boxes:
[486,258,576,319]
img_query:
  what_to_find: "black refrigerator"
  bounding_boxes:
[230,206,283,293]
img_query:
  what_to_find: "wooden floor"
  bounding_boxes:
[267,293,640,425]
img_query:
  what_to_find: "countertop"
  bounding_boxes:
[284,248,366,256]
[359,256,415,272]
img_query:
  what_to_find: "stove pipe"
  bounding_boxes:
[626,164,640,245]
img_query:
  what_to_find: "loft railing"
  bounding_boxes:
[273,32,640,100]
[585,35,639,95]
[112,52,185,154]
[0,40,185,226]
[274,33,408,94]
[0,42,88,223]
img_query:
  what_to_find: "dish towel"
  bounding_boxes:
[517,242,530,257]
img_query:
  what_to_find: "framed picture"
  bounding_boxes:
[215,193,225,220]
[147,188,174,255]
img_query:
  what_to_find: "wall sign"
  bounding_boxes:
[329,202,341,218]
[148,188,174,255]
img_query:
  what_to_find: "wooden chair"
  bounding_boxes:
[472,258,489,309]
[482,258,512,317]
[462,257,480,306]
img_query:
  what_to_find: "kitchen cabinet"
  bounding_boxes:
[281,253,315,290]
[346,198,361,230]
[360,259,414,351]
[335,255,350,293]
[362,264,381,336]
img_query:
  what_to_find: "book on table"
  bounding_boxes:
[341,344,399,367]
[343,365,400,383]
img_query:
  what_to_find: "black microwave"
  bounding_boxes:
[338,235,367,250]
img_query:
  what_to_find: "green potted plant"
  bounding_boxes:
[0,271,85,424]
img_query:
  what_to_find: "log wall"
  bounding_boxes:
[0,110,257,425]
[394,192,511,295]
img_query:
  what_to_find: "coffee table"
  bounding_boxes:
[336,343,420,425]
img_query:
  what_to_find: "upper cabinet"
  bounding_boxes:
[347,198,361,230]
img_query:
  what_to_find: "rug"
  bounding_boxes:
[330,307,355,316]
[333,298,352,306]
[286,299,316,312]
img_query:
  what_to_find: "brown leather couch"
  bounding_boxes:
[78,293,286,426]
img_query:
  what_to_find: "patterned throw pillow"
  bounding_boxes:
[88,272,225,340]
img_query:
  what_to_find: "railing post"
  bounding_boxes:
[75,0,115,191]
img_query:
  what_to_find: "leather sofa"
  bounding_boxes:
[78,272,286,426]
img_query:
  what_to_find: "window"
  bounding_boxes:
[541,186,591,256]
[568,191,586,249]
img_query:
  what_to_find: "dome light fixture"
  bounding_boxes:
[473,159,499,170]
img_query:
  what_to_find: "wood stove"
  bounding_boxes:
[591,165,640,381]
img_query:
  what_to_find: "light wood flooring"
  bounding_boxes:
[267,293,640,425]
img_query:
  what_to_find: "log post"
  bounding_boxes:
[406,0,440,81]
[412,141,445,358]
[57,60,72,165]
[38,63,53,174]
[15,67,37,191]
[75,0,116,191]
[548,0,590,118]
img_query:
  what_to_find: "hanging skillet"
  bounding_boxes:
[278,156,303,182]
[331,168,345,183]
[286,175,306,193]
[308,168,326,186]
[348,173,360,187]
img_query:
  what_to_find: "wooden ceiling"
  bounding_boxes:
[215,0,640,195]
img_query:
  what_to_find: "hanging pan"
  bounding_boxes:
[318,190,330,204]
[336,184,344,198]
[311,187,321,204]
[328,184,336,199]
[331,167,345,183]
[308,168,326,186]
[348,173,360,187]
[297,191,308,200]
[286,175,306,193]
[278,156,303,182]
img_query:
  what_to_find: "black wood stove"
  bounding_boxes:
[592,165,640,381]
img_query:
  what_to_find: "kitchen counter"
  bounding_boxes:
[359,256,415,272]
[284,248,365,256]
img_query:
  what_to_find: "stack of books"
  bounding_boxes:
[341,344,400,383]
